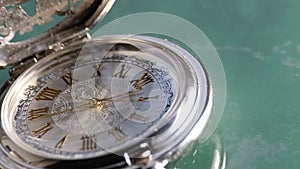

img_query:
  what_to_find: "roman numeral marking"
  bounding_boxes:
[129,112,149,122]
[80,135,97,151]
[60,72,73,86]
[113,64,132,79]
[130,73,154,90]
[55,135,68,149]
[32,122,53,138]
[28,107,49,121]
[93,63,103,77]
[36,87,61,101]
[109,127,128,142]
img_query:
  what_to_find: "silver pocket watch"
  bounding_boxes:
[0,1,214,168]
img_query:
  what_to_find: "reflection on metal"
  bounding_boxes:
[211,136,226,169]
[221,152,226,169]
[168,134,226,169]
[154,162,166,169]
[211,148,227,169]
[124,152,132,166]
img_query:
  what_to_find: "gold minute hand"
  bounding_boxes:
[94,89,141,102]
[31,100,96,120]
[30,90,143,120]
[98,95,160,103]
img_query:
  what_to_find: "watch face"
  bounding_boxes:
[2,42,175,160]
[0,35,211,168]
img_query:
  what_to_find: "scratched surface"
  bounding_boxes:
[1,0,300,169]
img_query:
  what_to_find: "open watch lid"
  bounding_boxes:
[0,1,217,169]
[0,0,115,68]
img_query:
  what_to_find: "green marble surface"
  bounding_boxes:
[2,0,300,168]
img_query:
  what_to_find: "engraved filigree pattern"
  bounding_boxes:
[0,0,30,6]
[14,54,175,157]
[0,0,79,42]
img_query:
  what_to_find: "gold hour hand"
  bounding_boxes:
[92,89,141,104]
[28,89,151,121]
[28,101,95,121]
[93,89,158,103]
[51,99,102,116]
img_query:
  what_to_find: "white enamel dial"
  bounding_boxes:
[2,49,175,160]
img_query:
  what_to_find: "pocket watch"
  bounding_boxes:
[0,1,213,168]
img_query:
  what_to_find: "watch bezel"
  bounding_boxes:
[0,35,212,168]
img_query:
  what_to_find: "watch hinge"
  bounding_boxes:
[8,31,90,78]
[37,30,90,56]
[9,56,38,79]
